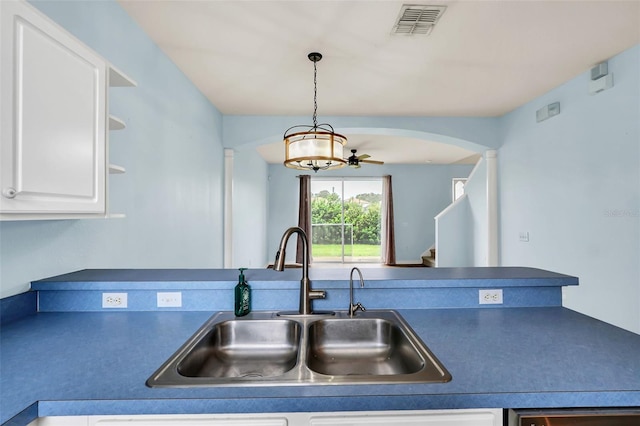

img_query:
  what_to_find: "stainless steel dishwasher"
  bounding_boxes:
[507,408,640,425]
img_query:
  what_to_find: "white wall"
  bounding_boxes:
[465,158,489,266]
[434,155,491,267]
[266,163,474,264]
[435,195,472,267]
[499,45,640,333]
[0,0,225,298]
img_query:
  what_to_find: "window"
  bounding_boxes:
[310,178,382,263]
[452,178,467,202]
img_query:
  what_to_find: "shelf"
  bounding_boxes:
[107,64,133,222]
[108,65,137,87]
[108,164,126,174]
[108,115,126,130]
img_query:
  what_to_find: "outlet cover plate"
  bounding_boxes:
[479,289,503,305]
[102,292,128,308]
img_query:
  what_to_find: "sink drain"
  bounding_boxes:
[239,372,264,378]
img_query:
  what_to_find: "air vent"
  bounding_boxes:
[392,4,447,36]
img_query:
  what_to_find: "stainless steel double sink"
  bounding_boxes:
[146,310,451,387]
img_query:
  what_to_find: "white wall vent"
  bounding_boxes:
[392,5,447,36]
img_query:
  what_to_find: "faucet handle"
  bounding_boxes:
[349,302,366,317]
[309,289,326,300]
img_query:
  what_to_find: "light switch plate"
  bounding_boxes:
[157,292,182,308]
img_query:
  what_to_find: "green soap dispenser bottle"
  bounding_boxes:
[234,268,251,317]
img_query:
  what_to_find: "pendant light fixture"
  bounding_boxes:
[283,52,347,172]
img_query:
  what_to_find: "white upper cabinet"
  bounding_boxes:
[0,0,134,220]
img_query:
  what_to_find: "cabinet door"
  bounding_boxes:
[309,409,502,426]
[0,0,106,216]
[35,416,289,426]
[90,416,288,426]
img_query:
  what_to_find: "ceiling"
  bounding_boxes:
[118,0,640,164]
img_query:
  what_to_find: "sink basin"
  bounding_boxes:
[178,319,300,378]
[307,318,424,376]
[147,310,451,387]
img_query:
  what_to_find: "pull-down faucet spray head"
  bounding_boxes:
[274,248,286,271]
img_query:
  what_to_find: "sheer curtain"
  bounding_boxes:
[296,175,312,264]
[381,175,396,265]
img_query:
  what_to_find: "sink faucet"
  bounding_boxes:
[349,267,366,317]
[274,227,326,315]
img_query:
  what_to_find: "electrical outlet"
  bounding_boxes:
[479,289,503,305]
[519,231,529,242]
[157,292,182,308]
[102,292,128,308]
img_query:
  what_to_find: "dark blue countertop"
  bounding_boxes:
[32,267,579,289]
[2,307,639,425]
[30,267,575,313]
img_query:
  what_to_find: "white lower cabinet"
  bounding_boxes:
[30,409,502,426]
[308,409,502,425]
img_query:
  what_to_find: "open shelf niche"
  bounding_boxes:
[107,65,137,218]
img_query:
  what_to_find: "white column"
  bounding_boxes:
[224,149,234,268]
[486,150,499,266]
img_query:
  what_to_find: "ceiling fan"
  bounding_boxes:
[346,149,384,168]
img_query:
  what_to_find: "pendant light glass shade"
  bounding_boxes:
[283,52,347,173]
[284,127,347,172]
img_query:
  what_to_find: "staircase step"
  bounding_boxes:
[422,255,436,267]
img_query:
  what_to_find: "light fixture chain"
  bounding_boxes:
[283,52,347,173]
[312,59,318,129]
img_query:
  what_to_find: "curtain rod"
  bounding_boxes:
[297,175,390,178]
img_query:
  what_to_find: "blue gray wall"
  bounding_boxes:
[222,115,496,266]
[223,116,499,152]
[231,147,269,269]
[498,45,640,333]
[0,1,637,334]
[266,163,475,264]
[0,0,225,298]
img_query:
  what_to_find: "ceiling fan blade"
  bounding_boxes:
[357,154,371,160]
[360,159,384,165]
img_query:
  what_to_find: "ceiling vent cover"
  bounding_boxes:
[393,4,447,36]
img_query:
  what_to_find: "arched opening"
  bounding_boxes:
[225,123,497,268]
